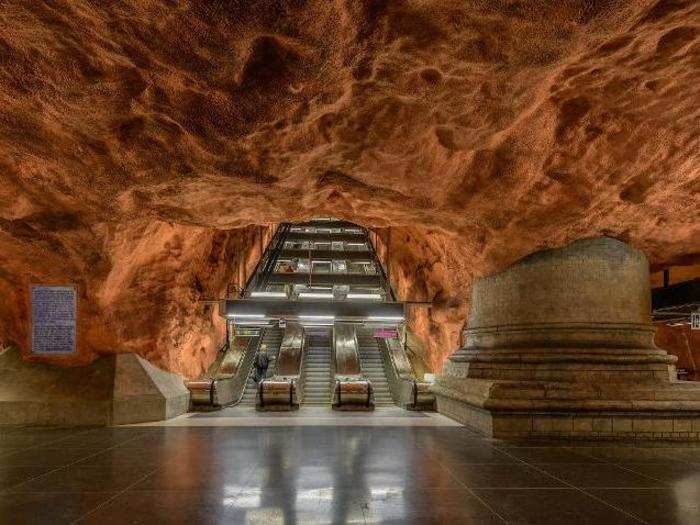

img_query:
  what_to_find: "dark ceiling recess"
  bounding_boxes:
[652,278,700,325]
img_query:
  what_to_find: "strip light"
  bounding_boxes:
[346,293,382,300]
[250,291,287,298]
[299,315,335,320]
[368,315,404,322]
[300,321,334,327]
[299,292,334,299]
[228,313,265,319]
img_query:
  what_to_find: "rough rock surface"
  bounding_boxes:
[0,1,698,376]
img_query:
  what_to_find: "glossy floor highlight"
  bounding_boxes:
[1,422,699,524]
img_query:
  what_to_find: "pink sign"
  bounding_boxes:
[373,328,398,339]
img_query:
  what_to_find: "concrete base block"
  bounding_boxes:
[435,238,700,441]
[433,385,700,441]
[0,347,189,426]
[112,353,190,425]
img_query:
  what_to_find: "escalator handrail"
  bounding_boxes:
[257,224,291,293]
[376,337,402,405]
[231,334,265,406]
[234,327,284,406]
[385,337,416,379]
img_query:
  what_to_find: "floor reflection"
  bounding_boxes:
[2,425,699,524]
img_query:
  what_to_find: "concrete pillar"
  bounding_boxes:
[433,237,700,440]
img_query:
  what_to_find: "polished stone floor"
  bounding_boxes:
[1,421,699,524]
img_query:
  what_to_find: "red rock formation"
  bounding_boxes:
[1,1,699,377]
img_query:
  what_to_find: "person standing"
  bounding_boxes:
[253,344,269,383]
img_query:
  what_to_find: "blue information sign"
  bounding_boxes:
[31,285,77,355]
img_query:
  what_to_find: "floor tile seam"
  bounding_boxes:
[70,463,165,525]
[1,431,152,495]
[560,448,676,487]
[644,449,699,464]
[495,448,651,525]
[431,455,509,524]
[447,486,576,490]
[607,463,679,487]
[567,447,669,463]
[8,490,121,495]
[126,463,258,496]
[462,485,667,490]
[425,461,521,465]
[492,445,602,463]
[1,427,96,458]
[528,461,664,467]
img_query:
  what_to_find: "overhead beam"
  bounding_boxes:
[267,273,381,286]
[220,299,405,321]
[279,249,374,261]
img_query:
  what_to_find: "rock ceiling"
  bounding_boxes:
[0,1,698,376]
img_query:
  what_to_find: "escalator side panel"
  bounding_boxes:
[257,325,304,410]
[333,323,362,377]
[187,335,261,408]
[333,323,373,410]
[275,324,304,378]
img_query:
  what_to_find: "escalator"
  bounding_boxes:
[187,334,258,409]
[356,329,394,405]
[332,323,373,410]
[299,328,333,405]
[238,327,284,406]
[256,324,304,410]
[192,219,430,413]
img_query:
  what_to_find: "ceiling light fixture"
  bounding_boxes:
[346,293,382,300]
[299,292,334,299]
[250,291,287,298]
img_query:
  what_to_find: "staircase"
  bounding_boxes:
[238,327,283,406]
[300,328,332,405]
[357,331,394,406]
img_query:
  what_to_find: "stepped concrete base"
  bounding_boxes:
[435,238,700,441]
[433,376,700,440]
[0,347,189,426]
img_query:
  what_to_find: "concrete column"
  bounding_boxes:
[433,237,700,440]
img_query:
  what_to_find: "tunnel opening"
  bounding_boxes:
[187,218,435,412]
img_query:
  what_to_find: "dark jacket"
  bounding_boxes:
[255,352,269,371]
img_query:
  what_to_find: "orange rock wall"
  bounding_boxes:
[370,227,471,372]
[1,1,699,377]
[1,220,273,379]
